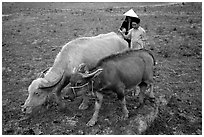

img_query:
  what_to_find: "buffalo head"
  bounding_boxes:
[22,68,64,114]
[70,63,89,87]
[70,63,103,88]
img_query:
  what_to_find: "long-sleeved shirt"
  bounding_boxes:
[125,26,146,49]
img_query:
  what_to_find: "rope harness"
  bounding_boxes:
[69,70,103,98]
[69,79,99,98]
[69,82,89,98]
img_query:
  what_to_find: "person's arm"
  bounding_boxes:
[120,21,128,34]
[141,31,147,41]
[118,29,131,39]
[125,29,131,39]
[140,30,147,45]
[121,28,126,34]
[137,30,147,47]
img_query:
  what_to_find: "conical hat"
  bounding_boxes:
[123,9,139,18]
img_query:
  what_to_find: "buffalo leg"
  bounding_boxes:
[138,82,148,105]
[55,79,69,109]
[117,87,129,119]
[121,97,129,119]
[146,83,156,104]
[132,86,140,96]
[86,91,103,126]
[55,89,66,109]
[79,94,89,110]
[149,83,155,98]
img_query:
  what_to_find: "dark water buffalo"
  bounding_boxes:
[70,49,156,126]
[21,32,128,114]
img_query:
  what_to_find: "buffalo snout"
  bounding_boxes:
[21,105,32,114]
[21,106,27,113]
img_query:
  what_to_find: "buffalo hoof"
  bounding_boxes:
[79,103,89,110]
[86,119,96,127]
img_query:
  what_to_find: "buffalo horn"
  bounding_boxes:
[81,68,103,78]
[38,67,51,78]
[77,63,89,74]
[39,70,64,89]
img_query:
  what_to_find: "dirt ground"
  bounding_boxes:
[2,2,202,135]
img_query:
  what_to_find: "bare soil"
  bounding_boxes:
[2,2,202,135]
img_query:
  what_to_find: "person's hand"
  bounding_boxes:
[118,29,122,33]
[121,28,126,33]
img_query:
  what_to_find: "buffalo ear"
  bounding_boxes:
[37,67,51,78]
[38,78,50,89]
[78,63,89,74]
[38,73,45,78]
[38,70,64,89]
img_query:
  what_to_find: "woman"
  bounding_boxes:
[119,20,146,50]
[119,9,144,48]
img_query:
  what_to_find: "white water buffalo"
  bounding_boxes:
[69,49,156,126]
[22,32,128,114]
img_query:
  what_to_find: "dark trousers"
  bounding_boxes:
[125,39,131,48]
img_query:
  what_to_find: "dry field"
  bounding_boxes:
[2,2,202,135]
